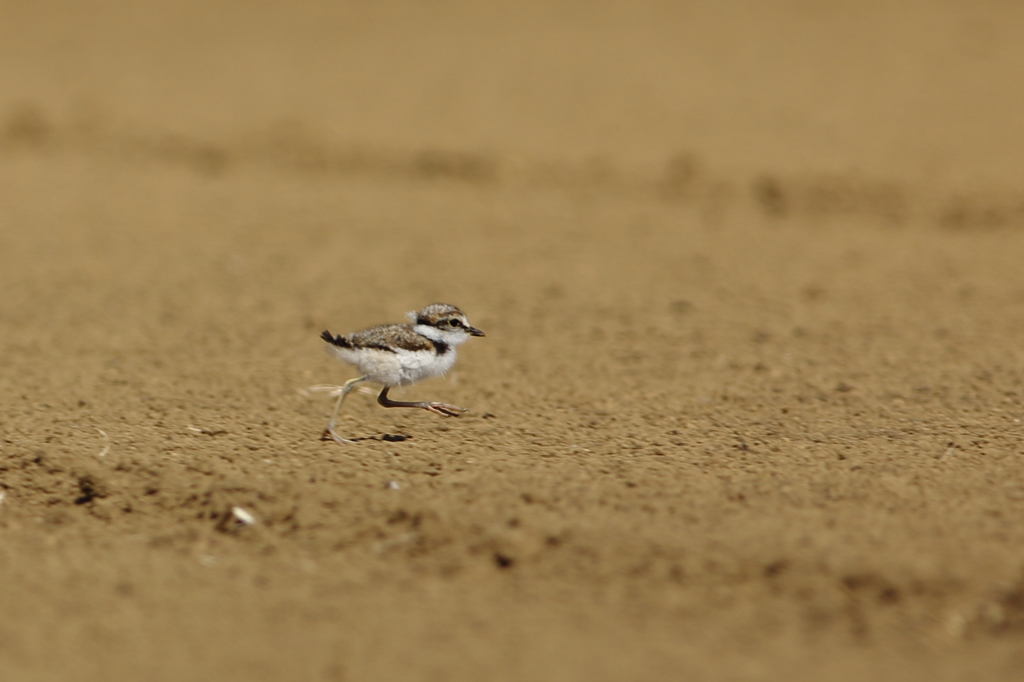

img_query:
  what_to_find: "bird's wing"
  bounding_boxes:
[348,324,434,352]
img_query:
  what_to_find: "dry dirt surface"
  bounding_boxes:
[3,2,1024,680]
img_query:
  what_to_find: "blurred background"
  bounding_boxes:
[4,0,1024,187]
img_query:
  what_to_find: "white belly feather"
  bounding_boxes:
[329,346,458,387]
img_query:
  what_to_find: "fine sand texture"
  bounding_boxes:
[3,2,1024,680]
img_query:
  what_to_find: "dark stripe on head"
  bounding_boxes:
[415,303,464,326]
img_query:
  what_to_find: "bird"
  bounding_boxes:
[318,303,485,444]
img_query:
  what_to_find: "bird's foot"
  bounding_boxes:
[321,424,358,445]
[423,402,468,418]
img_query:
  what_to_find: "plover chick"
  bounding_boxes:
[319,303,485,444]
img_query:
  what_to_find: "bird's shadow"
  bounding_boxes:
[324,433,412,444]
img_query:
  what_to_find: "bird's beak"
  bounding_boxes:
[468,326,486,337]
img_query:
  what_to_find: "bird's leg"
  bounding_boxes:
[321,375,369,444]
[377,386,468,418]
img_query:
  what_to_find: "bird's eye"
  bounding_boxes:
[448,319,462,327]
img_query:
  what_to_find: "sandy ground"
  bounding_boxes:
[3,1,1024,680]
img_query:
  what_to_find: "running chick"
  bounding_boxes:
[319,303,485,444]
